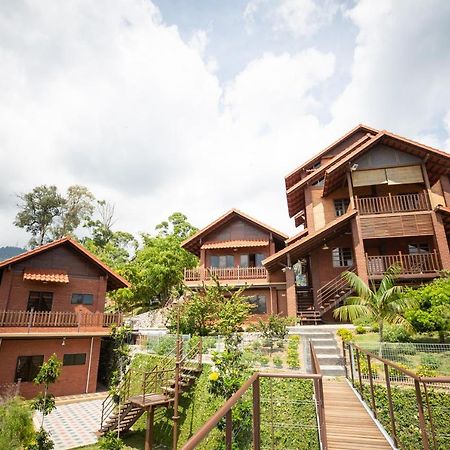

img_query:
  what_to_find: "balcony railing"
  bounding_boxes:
[356,192,430,215]
[0,310,123,329]
[366,251,441,276]
[184,266,268,282]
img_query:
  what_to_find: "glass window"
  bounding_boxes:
[71,294,94,305]
[249,295,267,314]
[334,199,350,217]
[255,254,265,267]
[63,353,87,366]
[210,255,234,268]
[240,254,249,267]
[332,248,353,267]
[15,355,44,382]
[408,243,430,254]
[27,292,53,311]
[312,177,324,187]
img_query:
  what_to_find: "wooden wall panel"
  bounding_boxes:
[360,213,433,239]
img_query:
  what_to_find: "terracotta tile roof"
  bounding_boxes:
[0,237,129,291]
[201,240,269,250]
[23,268,69,283]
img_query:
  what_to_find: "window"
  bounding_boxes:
[312,177,324,187]
[15,355,44,382]
[63,353,87,366]
[71,293,94,305]
[27,292,53,312]
[332,248,353,267]
[210,255,234,268]
[334,199,350,217]
[249,295,267,314]
[408,243,430,254]
[240,253,265,267]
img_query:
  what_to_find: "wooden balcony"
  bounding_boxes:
[356,192,430,215]
[366,251,441,278]
[0,310,122,331]
[184,266,268,284]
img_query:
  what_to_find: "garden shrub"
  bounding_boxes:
[358,356,378,378]
[259,355,269,366]
[371,323,380,333]
[420,353,441,370]
[336,328,353,342]
[415,365,438,377]
[0,396,34,450]
[97,431,125,450]
[273,356,283,368]
[383,325,411,343]
[287,336,300,369]
[355,325,367,334]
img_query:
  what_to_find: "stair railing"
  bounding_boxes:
[316,267,355,315]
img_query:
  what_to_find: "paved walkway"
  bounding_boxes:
[323,379,392,450]
[34,399,103,449]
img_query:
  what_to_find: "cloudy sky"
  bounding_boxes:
[2,0,450,247]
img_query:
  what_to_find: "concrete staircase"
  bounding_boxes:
[298,328,345,376]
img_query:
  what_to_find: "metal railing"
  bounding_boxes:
[343,341,450,450]
[316,267,355,315]
[180,343,327,450]
[356,192,430,215]
[184,266,268,282]
[0,310,122,329]
[366,251,441,276]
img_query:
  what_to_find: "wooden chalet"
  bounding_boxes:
[0,237,129,398]
[181,209,289,316]
[263,124,450,322]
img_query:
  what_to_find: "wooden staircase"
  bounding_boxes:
[99,344,203,436]
[296,288,322,324]
[316,268,355,316]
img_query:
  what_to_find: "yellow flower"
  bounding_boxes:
[209,371,219,381]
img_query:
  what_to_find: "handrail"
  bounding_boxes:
[0,310,122,329]
[366,251,441,276]
[316,268,355,314]
[356,192,430,215]
[184,266,268,282]
[181,344,326,450]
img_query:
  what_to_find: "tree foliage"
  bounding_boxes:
[169,279,253,336]
[404,275,450,343]
[0,396,34,450]
[14,184,95,247]
[333,266,415,342]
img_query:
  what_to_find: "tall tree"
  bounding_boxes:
[333,266,414,342]
[14,185,64,247]
[14,185,95,247]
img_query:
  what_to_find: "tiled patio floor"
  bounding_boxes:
[34,399,103,449]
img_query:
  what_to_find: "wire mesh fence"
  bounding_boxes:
[344,342,450,450]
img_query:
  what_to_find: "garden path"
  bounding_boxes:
[34,398,102,449]
[323,379,393,450]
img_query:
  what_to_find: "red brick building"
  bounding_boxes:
[183,125,450,323]
[181,209,289,317]
[0,237,128,398]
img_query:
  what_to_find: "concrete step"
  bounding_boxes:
[316,355,343,365]
[312,345,340,354]
[320,365,346,376]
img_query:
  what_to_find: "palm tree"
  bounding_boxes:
[333,265,415,342]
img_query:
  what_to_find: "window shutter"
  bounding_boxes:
[386,165,423,185]
[352,168,387,187]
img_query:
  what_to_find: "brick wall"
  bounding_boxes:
[0,337,101,399]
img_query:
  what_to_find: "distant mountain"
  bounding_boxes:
[0,246,26,261]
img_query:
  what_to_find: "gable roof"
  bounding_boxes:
[286,132,375,217]
[181,209,288,257]
[0,237,129,291]
[322,131,450,196]
[285,124,379,190]
[263,211,357,271]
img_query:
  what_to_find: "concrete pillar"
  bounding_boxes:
[304,187,315,232]
[285,268,297,318]
[351,217,369,284]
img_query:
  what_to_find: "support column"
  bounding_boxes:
[269,287,277,315]
[285,268,297,318]
[351,217,368,284]
[431,211,450,269]
[440,175,450,207]
[145,406,155,450]
[305,187,315,232]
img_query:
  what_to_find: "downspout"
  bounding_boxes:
[85,337,94,393]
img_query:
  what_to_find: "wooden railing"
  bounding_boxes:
[0,310,123,329]
[184,266,268,282]
[356,192,430,215]
[366,251,441,276]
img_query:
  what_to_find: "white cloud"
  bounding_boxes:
[245,0,339,38]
